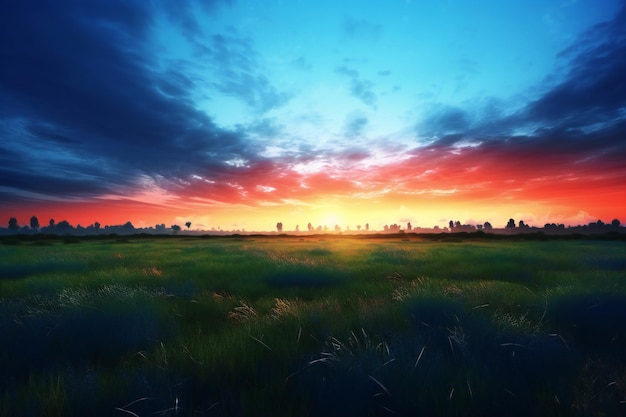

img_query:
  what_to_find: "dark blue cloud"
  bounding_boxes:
[0,0,261,201]
[522,5,626,131]
[420,106,472,138]
[418,1,626,165]
[160,0,233,40]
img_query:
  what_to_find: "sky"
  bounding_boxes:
[1,0,625,232]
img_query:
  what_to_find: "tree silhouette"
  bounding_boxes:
[171,224,181,234]
[56,220,72,233]
[8,217,18,232]
[449,220,454,229]
[30,216,39,231]
[483,221,492,230]
[185,221,192,229]
[506,218,516,229]
[307,222,313,232]
[121,221,134,233]
[612,219,621,227]
[276,222,283,233]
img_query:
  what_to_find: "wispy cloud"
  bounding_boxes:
[335,66,378,109]
[206,33,292,112]
[344,112,369,138]
[343,17,382,41]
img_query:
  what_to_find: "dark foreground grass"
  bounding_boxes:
[1,236,625,416]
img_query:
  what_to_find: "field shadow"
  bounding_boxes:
[546,292,626,354]
[1,297,174,379]
[287,296,580,417]
[265,268,347,289]
[0,261,87,279]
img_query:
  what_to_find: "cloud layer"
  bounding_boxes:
[0,0,255,202]
[1,0,625,228]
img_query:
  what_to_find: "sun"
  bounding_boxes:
[320,214,343,230]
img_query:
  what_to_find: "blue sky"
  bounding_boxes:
[1,0,625,231]
[169,0,621,149]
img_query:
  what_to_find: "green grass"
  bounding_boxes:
[1,236,625,416]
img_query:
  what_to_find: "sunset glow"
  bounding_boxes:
[1,0,625,231]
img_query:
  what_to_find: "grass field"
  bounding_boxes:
[1,235,625,416]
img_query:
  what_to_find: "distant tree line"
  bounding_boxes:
[270,218,623,235]
[2,215,623,236]
[2,216,193,236]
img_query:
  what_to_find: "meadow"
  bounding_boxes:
[1,235,625,416]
